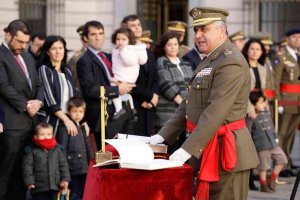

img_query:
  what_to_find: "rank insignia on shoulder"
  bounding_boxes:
[224,49,232,55]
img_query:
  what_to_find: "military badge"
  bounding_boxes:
[273,58,280,65]
[224,49,232,55]
[196,68,212,77]
[284,60,296,67]
[192,8,201,19]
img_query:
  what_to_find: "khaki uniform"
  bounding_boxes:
[68,47,86,90]
[158,39,259,198]
[273,47,300,168]
[179,44,191,58]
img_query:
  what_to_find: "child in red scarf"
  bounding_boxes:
[23,122,70,200]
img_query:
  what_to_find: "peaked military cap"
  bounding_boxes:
[250,32,273,45]
[285,28,300,37]
[189,7,229,27]
[167,21,188,32]
[76,25,84,36]
[140,30,153,43]
[229,31,245,41]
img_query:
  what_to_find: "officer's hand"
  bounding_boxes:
[169,148,191,164]
[278,106,284,114]
[149,134,164,145]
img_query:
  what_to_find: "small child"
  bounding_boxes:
[23,122,70,200]
[249,91,288,193]
[110,27,148,120]
[56,97,94,199]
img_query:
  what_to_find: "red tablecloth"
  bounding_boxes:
[83,160,194,200]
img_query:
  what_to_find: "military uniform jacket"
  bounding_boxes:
[273,47,300,113]
[158,39,259,174]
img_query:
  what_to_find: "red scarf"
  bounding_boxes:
[32,136,57,150]
[186,118,246,200]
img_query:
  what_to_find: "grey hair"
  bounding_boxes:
[213,21,228,36]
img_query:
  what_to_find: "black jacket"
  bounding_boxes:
[56,123,94,176]
[77,49,118,133]
[23,145,71,193]
[131,49,159,135]
[182,48,202,71]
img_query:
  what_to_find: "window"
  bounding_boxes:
[19,0,47,34]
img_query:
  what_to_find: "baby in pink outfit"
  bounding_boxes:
[111,28,147,119]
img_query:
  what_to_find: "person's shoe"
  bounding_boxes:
[112,108,126,120]
[260,184,274,193]
[275,178,288,185]
[267,176,276,191]
[290,168,299,176]
[279,169,291,177]
[249,183,259,191]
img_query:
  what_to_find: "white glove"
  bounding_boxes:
[169,148,191,164]
[278,106,284,114]
[149,134,164,145]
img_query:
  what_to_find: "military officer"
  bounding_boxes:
[229,30,246,52]
[68,25,88,90]
[150,7,259,200]
[167,20,191,58]
[272,28,300,176]
[139,30,153,49]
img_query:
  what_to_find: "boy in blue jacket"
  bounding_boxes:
[250,91,287,193]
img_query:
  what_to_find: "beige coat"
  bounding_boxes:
[247,63,270,115]
[158,39,259,174]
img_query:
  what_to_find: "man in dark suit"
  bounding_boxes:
[182,35,205,71]
[121,15,159,136]
[0,19,44,200]
[77,21,134,149]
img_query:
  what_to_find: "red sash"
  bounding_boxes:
[186,119,246,200]
[280,84,300,93]
[264,89,275,99]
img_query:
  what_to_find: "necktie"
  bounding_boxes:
[98,52,113,77]
[296,52,300,64]
[15,55,27,75]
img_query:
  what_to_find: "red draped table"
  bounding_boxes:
[83,160,194,200]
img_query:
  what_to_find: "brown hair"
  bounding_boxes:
[67,97,86,111]
[4,19,31,37]
[111,28,136,45]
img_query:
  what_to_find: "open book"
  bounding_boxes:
[93,139,182,170]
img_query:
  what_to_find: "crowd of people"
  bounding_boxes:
[0,5,299,200]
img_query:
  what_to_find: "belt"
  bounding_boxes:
[280,84,300,93]
[186,119,246,200]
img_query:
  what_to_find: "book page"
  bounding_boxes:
[117,133,151,143]
[106,139,154,164]
[120,159,182,170]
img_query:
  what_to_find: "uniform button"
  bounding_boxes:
[196,85,200,88]
[78,154,82,157]
[186,100,188,104]
[189,85,191,89]
[199,149,202,153]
